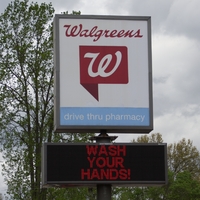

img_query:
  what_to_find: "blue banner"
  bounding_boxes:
[60,107,149,126]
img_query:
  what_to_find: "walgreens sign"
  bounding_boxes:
[54,15,153,133]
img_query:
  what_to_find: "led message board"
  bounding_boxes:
[53,15,153,133]
[42,143,167,187]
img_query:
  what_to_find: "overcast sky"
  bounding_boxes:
[0,0,200,195]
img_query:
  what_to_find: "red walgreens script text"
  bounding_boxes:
[81,145,131,180]
[64,24,143,42]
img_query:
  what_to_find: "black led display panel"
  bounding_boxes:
[42,143,167,187]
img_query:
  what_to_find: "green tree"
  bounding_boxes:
[0,0,55,199]
[167,170,200,200]
[168,138,200,178]
[115,133,200,200]
[132,132,163,143]
[145,170,200,200]
[113,187,147,200]
[46,187,96,200]
[132,133,200,177]
[0,0,92,199]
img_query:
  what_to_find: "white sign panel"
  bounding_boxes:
[54,15,153,133]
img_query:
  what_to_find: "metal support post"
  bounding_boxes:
[90,130,118,200]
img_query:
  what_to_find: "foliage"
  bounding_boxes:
[167,170,200,200]
[147,170,200,200]
[61,10,81,15]
[46,187,96,200]
[114,170,200,200]
[132,133,163,143]
[0,0,92,199]
[0,0,55,199]
[115,133,200,200]
[113,187,148,200]
[168,138,200,177]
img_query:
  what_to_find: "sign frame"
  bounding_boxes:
[42,143,167,187]
[54,14,153,133]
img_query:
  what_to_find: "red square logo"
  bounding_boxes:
[79,46,128,100]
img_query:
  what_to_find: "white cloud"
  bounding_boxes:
[164,0,200,39]
[153,105,200,148]
[153,34,200,115]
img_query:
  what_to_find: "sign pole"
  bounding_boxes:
[97,184,111,200]
[91,130,118,200]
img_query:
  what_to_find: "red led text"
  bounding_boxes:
[81,145,131,180]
